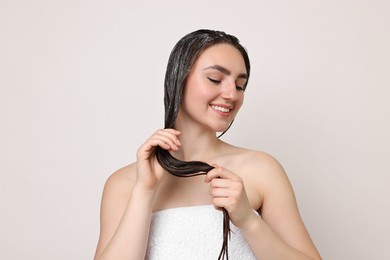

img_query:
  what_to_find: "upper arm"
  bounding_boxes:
[255,153,320,258]
[94,164,137,259]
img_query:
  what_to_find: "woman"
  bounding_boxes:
[94,29,321,260]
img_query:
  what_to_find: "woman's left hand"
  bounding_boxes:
[205,164,257,228]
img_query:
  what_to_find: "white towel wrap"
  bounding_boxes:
[145,204,256,260]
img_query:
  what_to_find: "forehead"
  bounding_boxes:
[192,43,246,74]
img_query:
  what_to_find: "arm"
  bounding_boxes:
[240,155,321,260]
[206,153,321,260]
[94,169,156,260]
[94,129,181,260]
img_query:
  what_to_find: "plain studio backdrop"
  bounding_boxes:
[1,0,389,259]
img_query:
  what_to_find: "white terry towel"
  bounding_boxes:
[145,204,256,260]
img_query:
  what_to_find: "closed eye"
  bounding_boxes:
[208,77,246,91]
[207,77,221,84]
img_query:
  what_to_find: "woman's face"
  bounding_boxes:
[177,43,248,133]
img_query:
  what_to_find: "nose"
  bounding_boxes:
[221,80,239,101]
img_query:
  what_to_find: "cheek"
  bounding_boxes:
[236,96,244,110]
[185,84,214,105]
[181,86,207,113]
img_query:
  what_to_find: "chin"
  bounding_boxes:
[213,124,231,133]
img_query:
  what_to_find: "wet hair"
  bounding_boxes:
[155,29,251,260]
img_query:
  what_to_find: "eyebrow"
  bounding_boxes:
[203,65,248,79]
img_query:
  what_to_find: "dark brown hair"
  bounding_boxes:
[155,29,251,259]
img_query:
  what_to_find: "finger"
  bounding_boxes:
[210,178,229,188]
[149,135,179,150]
[151,129,181,149]
[163,128,181,135]
[156,128,181,141]
[137,130,181,159]
[148,138,177,151]
[209,179,245,199]
[212,197,237,212]
[205,164,240,182]
[209,187,233,197]
[153,129,182,147]
[210,181,243,196]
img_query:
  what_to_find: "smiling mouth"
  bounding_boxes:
[211,105,231,113]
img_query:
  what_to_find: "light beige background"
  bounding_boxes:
[1,0,389,259]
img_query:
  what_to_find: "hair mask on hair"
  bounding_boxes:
[156,29,251,260]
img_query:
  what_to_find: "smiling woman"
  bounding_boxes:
[94,29,321,260]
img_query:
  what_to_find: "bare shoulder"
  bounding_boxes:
[240,149,284,171]
[227,146,287,182]
[242,149,290,190]
[103,163,137,198]
[245,150,287,181]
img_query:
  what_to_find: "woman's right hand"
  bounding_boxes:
[136,128,181,192]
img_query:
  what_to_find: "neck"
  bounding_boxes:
[171,125,222,162]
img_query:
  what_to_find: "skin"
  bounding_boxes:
[94,44,321,259]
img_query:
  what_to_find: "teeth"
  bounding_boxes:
[211,105,230,113]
